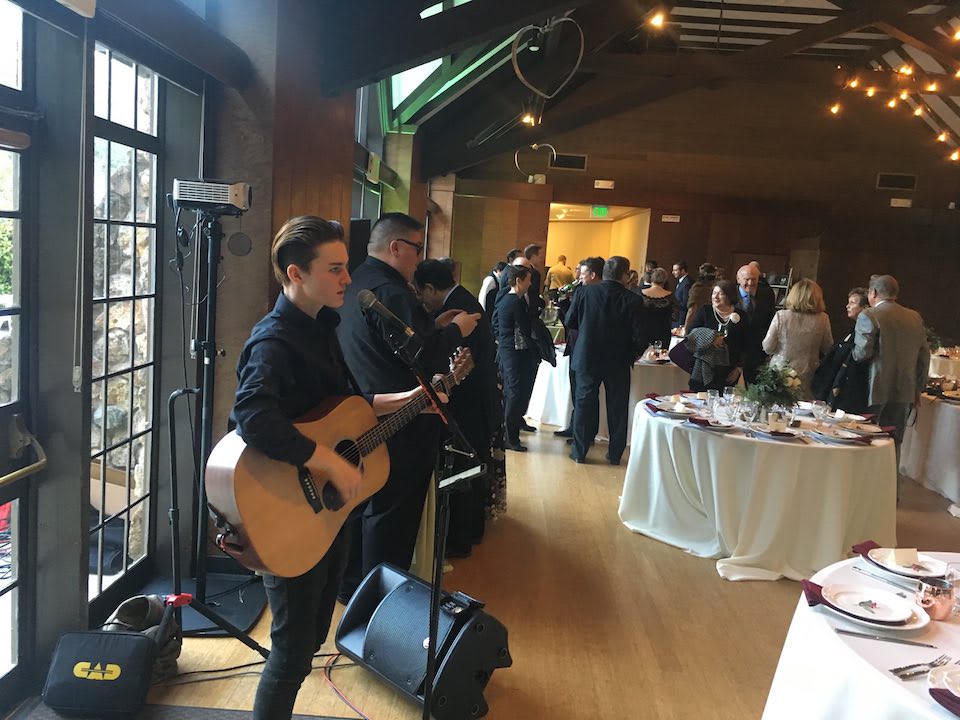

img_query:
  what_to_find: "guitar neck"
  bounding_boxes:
[357,374,452,455]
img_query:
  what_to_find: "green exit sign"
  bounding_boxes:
[591,205,608,218]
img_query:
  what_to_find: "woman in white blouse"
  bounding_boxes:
[762,278,833,397]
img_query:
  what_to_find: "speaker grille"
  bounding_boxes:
[876,173,917,191]
[363,580,458,692]
[549,153,588,171]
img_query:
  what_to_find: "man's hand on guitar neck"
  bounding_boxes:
[306,443,362,505]
[372,378,449,416]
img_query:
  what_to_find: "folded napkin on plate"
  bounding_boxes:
[930,689,960,717]
[687,416,711,427]
[644,393,659,400]
[801,579,826,607]
[644,402,661,416]
[852,540,881,558]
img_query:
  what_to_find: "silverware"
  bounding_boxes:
[835,628,936,648]
[897,656,951,680]
[851,565,919,596]
[889,653,950,673]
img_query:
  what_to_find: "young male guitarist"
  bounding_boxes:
[229,216,430,720]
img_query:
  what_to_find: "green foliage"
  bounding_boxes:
[926,326,941,352]
[0,220,12,295]
[745,364,803,408]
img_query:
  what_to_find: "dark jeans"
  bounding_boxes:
[253,527,350,720]
[339,415,440,600]
[500,348,536,443]
[572,364,630,462]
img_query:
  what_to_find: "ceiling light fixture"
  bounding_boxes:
[649,11,666,28]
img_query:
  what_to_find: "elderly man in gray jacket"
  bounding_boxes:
[852,274,929,472]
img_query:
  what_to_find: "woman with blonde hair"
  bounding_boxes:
[762,278,833,397]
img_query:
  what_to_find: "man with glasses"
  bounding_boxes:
[336,212,480,603]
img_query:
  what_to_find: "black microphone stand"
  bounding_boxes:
[379,325,476,720]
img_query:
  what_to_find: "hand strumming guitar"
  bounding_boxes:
[305,443,362,504]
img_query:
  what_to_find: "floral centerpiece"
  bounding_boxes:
[744,364,802,410]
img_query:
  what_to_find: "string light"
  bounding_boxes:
[648,11,666,28]
[951,150,959,161]
[927,82,938,92]
[829,103,841,115]
[954,29,960,40]
[521,113,537,126]
[899,90,909,100]
[847,78,860,89]
[938,132,949,142]
[914,106,924,116]
[899,65,914,75]
[866,87,876,97]
[887,98,898,108]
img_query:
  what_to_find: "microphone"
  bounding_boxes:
[357,289,417,342]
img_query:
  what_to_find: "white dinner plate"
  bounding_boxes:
[795,401,814,415]
[748,424,800,442]
[809,427,869,445]
[683,419,735,433]
[654,402,696,418]
[929,666,960,696]
[866,548,948,579]
[821,584,915,623]
[837,421,885,435]
[821,598,931,632]
[827,412,866,423]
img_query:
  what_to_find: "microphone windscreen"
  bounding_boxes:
[357,289,378,310]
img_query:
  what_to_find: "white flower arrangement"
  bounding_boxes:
[745,364,803,408]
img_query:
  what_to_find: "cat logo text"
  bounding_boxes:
[72,662,122,681]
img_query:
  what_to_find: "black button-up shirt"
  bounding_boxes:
[229,293,367,467]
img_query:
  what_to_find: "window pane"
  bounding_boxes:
[0,0,22,91]
[129,500,147,565]
[0,314,19,404]
[0,217,19,306]
[105,374,131,446]
[109,142,134,222]
[93,223,107,301]
[108,225,133,298]
[94,45,109,120]
[106,301,132,373]
[91,379,105,453]
[0,149,19,211]
[134,227,154,295]
[132,367,152,434]
[133,299,153,365]
[0,499,17,591]
[93,138,108,220]
[136,66,157,136]
[135,151,156,223]
[109,55,136,129]
[131,435,149,502]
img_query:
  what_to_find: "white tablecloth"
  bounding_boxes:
[901,395,960,505]
[525,351,690,441]
[764,553,960,720]
[931,355,960,378]
[618,407,898,580]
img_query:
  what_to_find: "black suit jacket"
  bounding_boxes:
[742,289,776,373]
[442,285,500,443]
[565,280,645,374]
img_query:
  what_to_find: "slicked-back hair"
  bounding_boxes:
[414,259,455,291]
[675,260,688,272]
[368,212,424,253]
[581,256,604,277]
[523,243,542,260]
[869,274,899,300]
[504,264,531,287]
[271,215,344,286]
[505,248,521,263]
[603,256,630,282]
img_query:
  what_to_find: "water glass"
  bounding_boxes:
[705,389,720,417]
[812,400,830,426]
[740,399,759,423]
[653,339,662,353]
[947,562,960,618]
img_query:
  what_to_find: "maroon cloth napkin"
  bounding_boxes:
[852,540,881,559]
[930,689,960,717]
[687,416,711,427]
[644,402,661,416]
[644,393,659,400]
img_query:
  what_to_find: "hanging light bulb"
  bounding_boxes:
[938,132,949,142]
[829,103,841,115]
[899,90,909,100]
[887,98,898,108]
[649,11,666,28]
[899,65,914,75]
[866,87,876,97]
[927,82,939,92]
[950,149,959,161]
[914,106,924,116]
[847,78,860,89]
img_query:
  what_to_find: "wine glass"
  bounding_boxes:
[653,339,663,359]
[739,399,759,424]
[812,400,830,427]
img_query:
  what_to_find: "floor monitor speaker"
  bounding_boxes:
[335,563,511,719]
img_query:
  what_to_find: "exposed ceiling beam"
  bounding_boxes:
[874,17,960,72]
[319,0,589,96]
[423,0,933,175]
[95,0,252,89]
[581,53,846,85]
[848,2,960,65]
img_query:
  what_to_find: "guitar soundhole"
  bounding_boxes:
[321,439,362,512]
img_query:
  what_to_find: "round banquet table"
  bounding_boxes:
[901,394,960,505]
[618,405,898,581]
[525,350,689,442]
[931,355,960,378]
[763,553,960,719]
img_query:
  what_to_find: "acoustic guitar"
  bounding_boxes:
[204,349,474,577]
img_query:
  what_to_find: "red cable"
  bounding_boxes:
[323,653,371,720]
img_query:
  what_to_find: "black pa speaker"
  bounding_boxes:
[335,563,511,719]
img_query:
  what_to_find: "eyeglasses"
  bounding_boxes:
[396,238,425,255]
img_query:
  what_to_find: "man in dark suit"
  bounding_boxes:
[554,256,603,439]
[852,274,929,465]
[737,263,775,385]
[565,256,645,465]
[671,261,691,329]
[336,213,480,601]
[414,259,500,556]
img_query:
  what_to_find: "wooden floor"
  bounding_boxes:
[152,426,960,719]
